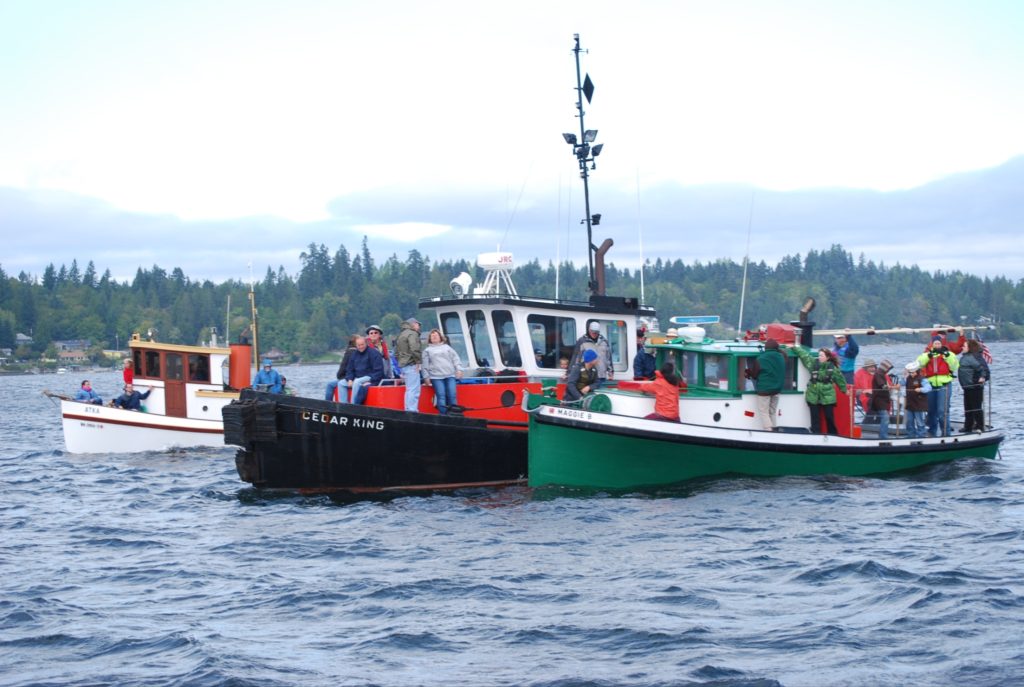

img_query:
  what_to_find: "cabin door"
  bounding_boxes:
[164,353,187,418]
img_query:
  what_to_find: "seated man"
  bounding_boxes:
[112,383,152,411]
[341,335,384,404]
[252,358,283,394]
[74,379,103,405]
[563,349,600,403]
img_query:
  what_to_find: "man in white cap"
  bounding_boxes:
[396,317,423,411]
[569,320,613,385]
[903,360,931,438]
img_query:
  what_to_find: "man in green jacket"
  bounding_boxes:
[747,338,786,431]
[396,317,423,412]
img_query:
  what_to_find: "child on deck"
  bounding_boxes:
[640,362,687,422]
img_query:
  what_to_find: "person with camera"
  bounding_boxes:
[787,345,847,435]
[914,336,959,437]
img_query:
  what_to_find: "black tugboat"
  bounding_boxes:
[223,34,655,492]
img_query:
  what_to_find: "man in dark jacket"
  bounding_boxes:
[747,338,786,431]
[112,383,152,411]
[343,335,385,405]
[563,349,600,403]
[633,329,656,380]
[869,359,895,439]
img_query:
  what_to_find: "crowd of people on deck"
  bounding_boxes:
[774,329,990,438]
[226,314,993,438]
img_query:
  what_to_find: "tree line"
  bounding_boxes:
[2,241,1021,365]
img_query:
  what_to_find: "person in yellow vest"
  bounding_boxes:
[915,336,959,437]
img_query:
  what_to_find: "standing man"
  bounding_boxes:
[916,336,959,437]
[569,321,613,385]
[747,338,786,431]
[396,317,423,412]
[633,327,656,381]
[832,332,859,385]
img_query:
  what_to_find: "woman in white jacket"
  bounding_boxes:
[421,329,463,414]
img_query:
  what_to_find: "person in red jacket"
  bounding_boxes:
[641,362,687,422]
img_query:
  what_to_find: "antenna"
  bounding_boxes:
[562,34,604,295]
[636,168,645,303]
[737,191,756,333]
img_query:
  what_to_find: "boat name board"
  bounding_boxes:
[301,410,385,431]
[544,406,594,421]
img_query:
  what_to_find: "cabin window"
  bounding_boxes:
[527,315,576,369]
[439,312,470,367]
[188,354,210,382]
[133,350,143,379]
[491,310,522,367]
[673,351,699,386]
[466,310,495,368]
[702,353,730,390]
[143,350,161,378]
[166,353,184,381]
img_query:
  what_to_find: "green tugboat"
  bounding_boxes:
[525,305,1002,490]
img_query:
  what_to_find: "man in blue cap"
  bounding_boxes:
[563,348,600,403]
[252,358,283,394]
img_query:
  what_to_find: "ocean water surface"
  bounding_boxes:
[2,342,1022,687]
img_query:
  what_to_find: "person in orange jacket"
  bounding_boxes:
[640,362,687,422]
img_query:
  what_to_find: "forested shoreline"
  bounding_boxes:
[2,241,1021,366]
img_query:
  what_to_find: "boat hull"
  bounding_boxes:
[527,404,1002,489]
[60,400,225,453]
[224,389,527,492]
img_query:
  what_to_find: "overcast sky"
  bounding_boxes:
[3,1,1023,283]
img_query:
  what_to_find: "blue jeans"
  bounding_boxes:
[926,383,951,436]
[431,377,458,414]
[324,380,340,401]
[329,379,354,403]
[906,410,926,438]
[350,376,372,405]
[876,409,890,440]
[403,366,421,412]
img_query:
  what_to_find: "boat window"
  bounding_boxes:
[133,350,144,379]
[783,355,798,391]
[491,310,522,367]
[527,315,576,369]
[702,353,730,390]
[560,318,577,368]
[166,353,184,381]
[144,350,161,378]
[673,351,699,386]
[466,310,495,368]
[188,354,210,382]
[439,312,470,366]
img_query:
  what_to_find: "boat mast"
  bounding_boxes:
[564,34,604,295]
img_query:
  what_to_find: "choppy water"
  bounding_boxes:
[2,343,1023,687]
